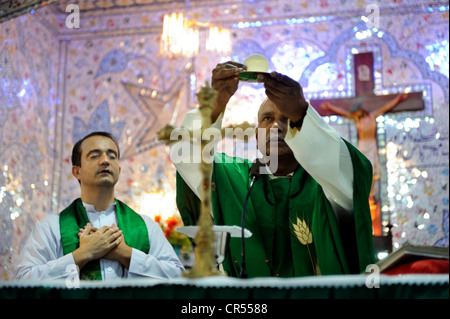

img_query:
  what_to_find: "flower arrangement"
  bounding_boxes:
[154,214,192,253]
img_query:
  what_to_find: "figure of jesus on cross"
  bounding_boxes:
[320,93,408,236]
[320,93,407,181]
[310,52,424,235]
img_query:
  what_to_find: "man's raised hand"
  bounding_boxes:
[210,61,247,123]
[257,71,308,124]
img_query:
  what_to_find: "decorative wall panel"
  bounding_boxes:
[0,0,448,279]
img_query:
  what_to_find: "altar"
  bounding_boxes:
[1,274,448,299]
[0,0,448,297]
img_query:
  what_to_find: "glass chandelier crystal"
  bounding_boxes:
[159,13,199,59]
[160,13,232,58]
[206,27,232,54]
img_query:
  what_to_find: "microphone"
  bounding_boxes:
[240,158,264,279]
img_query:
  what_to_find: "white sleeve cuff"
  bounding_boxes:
[285,105,354,212]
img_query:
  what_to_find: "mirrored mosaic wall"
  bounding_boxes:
[0,0,448,279]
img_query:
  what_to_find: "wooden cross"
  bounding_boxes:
[310,52,424,116]
[309,52,425,236]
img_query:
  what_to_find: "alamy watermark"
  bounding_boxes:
[365,4,380,28]
[65,264,80,288]
[365,264,380,288]
[65,4,80,29]
[168,120,278,174]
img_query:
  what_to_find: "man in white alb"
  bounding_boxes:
[15,131,184,280]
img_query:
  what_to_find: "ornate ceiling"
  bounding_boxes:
[2,0,446,25]
[52,0,193,13]
[0,0,55,23]
[0,0,196,23]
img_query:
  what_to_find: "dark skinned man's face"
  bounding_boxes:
[257,99,294,158]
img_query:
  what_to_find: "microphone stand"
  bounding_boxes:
[240,159,262,279]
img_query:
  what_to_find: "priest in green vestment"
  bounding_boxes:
[15,131,184,280]
[173,62,375,278]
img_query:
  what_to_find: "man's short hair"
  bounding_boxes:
[71,131,120,167]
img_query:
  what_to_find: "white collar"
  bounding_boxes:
[82,201,116,214]
[263,164,294,180]
[268,172,294,180]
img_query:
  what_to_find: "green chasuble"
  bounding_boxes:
[59,198,150,280]
[177,140,375,278]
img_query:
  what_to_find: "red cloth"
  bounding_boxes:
[384,259,449,275]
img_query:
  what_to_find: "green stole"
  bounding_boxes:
[176,139,375,278]
[59,198,150,280]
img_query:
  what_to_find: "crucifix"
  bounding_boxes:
[309,52,425,236]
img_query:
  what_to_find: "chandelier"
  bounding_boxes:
[159,13,232,59]
[206,27,232,54]
[159,13,199,59]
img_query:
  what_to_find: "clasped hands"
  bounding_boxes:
[73,223,132,270]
